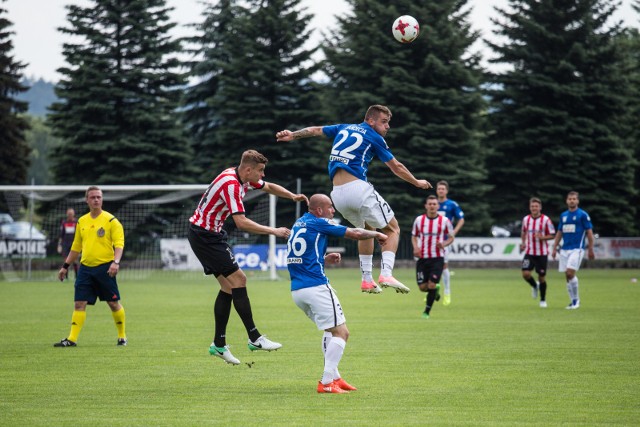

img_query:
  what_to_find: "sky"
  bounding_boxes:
[4,0,639,82]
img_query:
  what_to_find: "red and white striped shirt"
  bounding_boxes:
[521,214,555,256]
[189,167,264,233]
[412,214,453,259]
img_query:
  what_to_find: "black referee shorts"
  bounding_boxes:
[187,224,239,278]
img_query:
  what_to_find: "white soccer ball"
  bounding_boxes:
[392,15,420,44]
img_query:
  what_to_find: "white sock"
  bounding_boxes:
[442,268,451,295]
[360,255,373,281]
[321,337,346,384]
[570,276,579,301]
[566,279,575,300]
[321,331,332,356]
[380,251,395,277]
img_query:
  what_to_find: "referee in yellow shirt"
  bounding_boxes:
[54,186,127,347]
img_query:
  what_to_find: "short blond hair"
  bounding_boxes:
[240,150,268,167]
[364,105,392,121]
[85,186,101,198]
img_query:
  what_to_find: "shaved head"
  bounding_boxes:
[308,194,335,219]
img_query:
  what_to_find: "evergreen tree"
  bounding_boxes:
[183,0,326,197]
[0,1,30,186]
[321,0,490,236]
[25,115,60,185]
[486,0,637,236]
[48,0,191,185]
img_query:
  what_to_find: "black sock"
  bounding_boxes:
[425,289,437,313]
[539,281,547,301]
[526,277,537,288]
[232,287,261,342]
[213,290,233,348]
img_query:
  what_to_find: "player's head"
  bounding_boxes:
[66,208,75,219]
[425,195,439,215]
[308,194,335,219]
[566,191,579,210]
[364,105,392,137]
[436,180,449,199]
[85,186,103,210]
[239,150,268,182]
[529,197,542,216]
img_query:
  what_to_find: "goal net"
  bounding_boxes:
[0,185,285,282]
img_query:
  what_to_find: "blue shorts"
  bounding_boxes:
[74,262,121,305]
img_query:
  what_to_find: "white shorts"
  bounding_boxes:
[292,284,346,331]
[330,180,394,229]
[558,249,585,272]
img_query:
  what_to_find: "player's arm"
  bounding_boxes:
[344,228,387,244]
[262,182,309,205]
[275,126,324,142]
[58,250,81,281]
[324,253,342,265]
[551,230,563,259]
[384,158,432,190]
[520,225,527,251]
[232,213,290,239]
[452,218,465,236]
[586,229,595,259]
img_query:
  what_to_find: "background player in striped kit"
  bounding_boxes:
[188,150,308,365]
[436,180,465,306]
[520,197,556,308]
[411,195,455,319]
[286,194,387,393]
[57,207,78,279]
[552,191,595,309]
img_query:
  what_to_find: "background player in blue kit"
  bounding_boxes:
[286,194,387,393]
[436,180,465,305]
[551,191,595,309]
[277,105,432,295]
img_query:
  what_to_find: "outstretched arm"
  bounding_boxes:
[275,126,324,142]
[344,228,387,244]
[385,158,432,190]
[262,182,309,205]
[232,214,291,239]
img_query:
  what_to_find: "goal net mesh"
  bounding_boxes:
[0,185,280,282]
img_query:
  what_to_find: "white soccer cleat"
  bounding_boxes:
[378,276,410,294]
[209,344,241,365]
[539,301,547,308]
[248,335,282,352]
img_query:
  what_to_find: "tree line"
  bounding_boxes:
[1,0,638,237]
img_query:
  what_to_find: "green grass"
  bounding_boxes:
[1,268,639,426]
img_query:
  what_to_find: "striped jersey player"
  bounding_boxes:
[188,150,308,365]
[411,195,454,319]
[519,197,556,307]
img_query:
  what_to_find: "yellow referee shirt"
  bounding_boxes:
[70,210,125,267]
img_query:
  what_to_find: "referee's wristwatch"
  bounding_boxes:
[114,260,120,265]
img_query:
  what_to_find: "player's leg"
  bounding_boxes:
[55,265,92,347]
[331,183,379,293]
[107,300,127,345]
[536,256,549,307]
[564,250,583,309]
[377,217,410,293]
[521,255,538,298]
[442,247,452,305]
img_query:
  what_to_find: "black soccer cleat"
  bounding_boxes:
[53,338,77,347]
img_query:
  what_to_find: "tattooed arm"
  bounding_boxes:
[275,126,324,142]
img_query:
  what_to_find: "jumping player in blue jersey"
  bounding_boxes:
[436,180,465,306]
[287,194,387,394]
[551,191,595,309]
[276,105,432,295]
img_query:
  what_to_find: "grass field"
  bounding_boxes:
[1,268,639,426]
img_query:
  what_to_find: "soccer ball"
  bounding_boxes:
[392,15,420,43]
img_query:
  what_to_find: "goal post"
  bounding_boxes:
[0,185,282,281]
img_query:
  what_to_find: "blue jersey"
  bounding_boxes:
[322,122,394,181]
[437,199,464,224]
[558,208,592,250]
[286,212,347,291]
